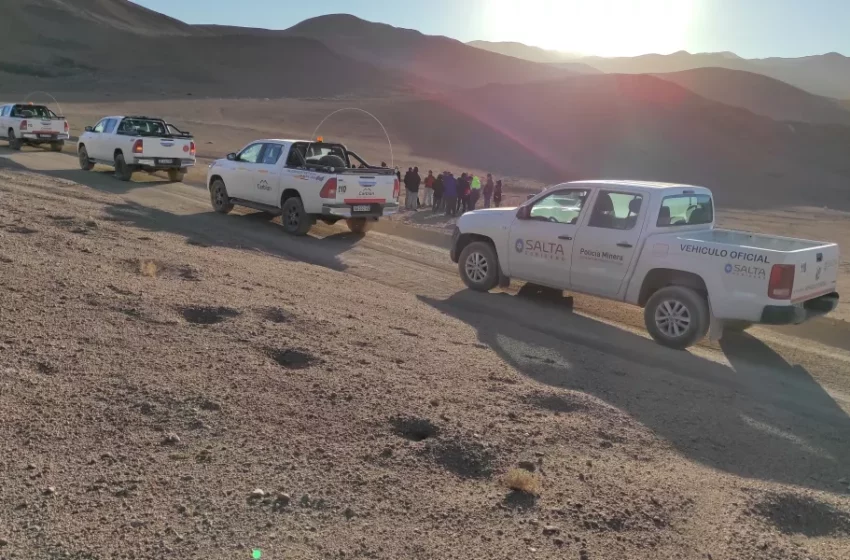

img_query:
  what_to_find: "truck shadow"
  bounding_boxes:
[419,290,850,493]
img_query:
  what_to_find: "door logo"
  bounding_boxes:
[725,264,733,273]
[515,239,525,253]
[257,179,270,191]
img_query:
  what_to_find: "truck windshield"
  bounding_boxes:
[118,118,168,137]
[299,142,350,167]
[12,105,58,119]
[657,194,714,227]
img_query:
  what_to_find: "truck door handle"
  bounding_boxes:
[617,242,633,248]
[558,235,573,240]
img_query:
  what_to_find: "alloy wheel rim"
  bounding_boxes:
[464,252,489,283]
[654,299,692,338]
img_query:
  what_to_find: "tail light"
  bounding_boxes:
[319,177,338,199]
[392,178,400,199]
[190,141,196,157]
[768,264,795,299]
[64,121,69,133]
[20,120,27,131]
[132,139,144,154]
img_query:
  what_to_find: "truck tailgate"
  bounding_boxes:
[335,173,396,208]
[789,244,840,303]
[137,137,194,161]
[24,119,66,136]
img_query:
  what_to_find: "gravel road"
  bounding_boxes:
[1,147,849,559]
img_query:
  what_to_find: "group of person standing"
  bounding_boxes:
[400,167,503,216]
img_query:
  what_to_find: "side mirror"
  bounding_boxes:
[85,126,93,132]
[226,153,237,161]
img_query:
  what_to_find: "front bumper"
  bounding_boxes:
[760,292,839,324]
[321,202,399,219]
[450,227,461,262]
[134,158,196,169]
[22,133,69,141]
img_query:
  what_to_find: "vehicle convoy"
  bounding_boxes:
[77,116,195,182]
[0,103,69,152]
[451,180,840,349]
[206,138,400,235]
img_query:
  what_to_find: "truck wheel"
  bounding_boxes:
[8,130,22,151]
[281,197,312,236]
[50,141,64,152]
[458,241,499,292]
[644,286,709,349]
[114,153,134,182]
[78,146,94,171]
[345,218,370,234]
[167,168,186,183]
[210,179,234,214]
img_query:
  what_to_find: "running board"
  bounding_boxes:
[231,198,282,216]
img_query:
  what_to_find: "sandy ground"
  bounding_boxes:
[1,147,850,559]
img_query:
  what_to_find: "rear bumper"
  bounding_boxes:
[22,133,68,141]
[760,292,840,324]
[133,158,195,169]
[321,202,399,219]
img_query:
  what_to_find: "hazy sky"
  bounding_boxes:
[132,0,849,58]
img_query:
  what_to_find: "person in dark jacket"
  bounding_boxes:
[457,173,470,214]
[442,172,458,216]
[432,172,444,212]
[493,180,503,208]
[403,167,415,210]
[483,174,495,208]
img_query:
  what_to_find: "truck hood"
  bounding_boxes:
[457,207,517,230]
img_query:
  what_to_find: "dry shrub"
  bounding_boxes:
[504,468,541,495]
[139,260,158,277]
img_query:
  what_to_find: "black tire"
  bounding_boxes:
[281,197,312,236]
[458,241,500,292]
[167,168,186,183]
[50,141,64,152]
[345,218,370,234]
[644,286,709,349]
[78,146,94,171]
[8,129,22,151]
[209,179,234,214]
[114,153,133,182]
[724,320,753,333]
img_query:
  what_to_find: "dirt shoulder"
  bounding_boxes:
[1,162,849,559]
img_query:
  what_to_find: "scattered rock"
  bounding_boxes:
[518,461,536,473]
[542,525,560,535]
[553,537,565,546]
[275,493,291,507]
[0,538,8,546]
[26,464,37,471]
[44,486,56,495]
[249,489,265,502]
[344,507,355,520]
[162,432,180,445]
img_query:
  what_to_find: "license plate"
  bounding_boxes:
[353,205,371,212]
[159,159,174,164]
[38,134,52,139]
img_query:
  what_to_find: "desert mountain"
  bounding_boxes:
[654,68,850,125]
[0,0,407,98]
[277,14,573,88]
[467,40,599,74]
[377,74,850,210]
[579,51,850,99]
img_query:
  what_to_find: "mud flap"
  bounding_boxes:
[708,313,724,343]
[498,271,511,288]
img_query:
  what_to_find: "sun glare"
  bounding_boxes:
[482,0,698,57]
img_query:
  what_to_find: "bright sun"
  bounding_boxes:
[482,0,698,57]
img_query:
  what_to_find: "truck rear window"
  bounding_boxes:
[118,118,168,137]
[658,194,713,227]
[11,105,57,119]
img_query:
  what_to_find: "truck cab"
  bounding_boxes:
[451,180,839,348]
[207,139,399,235]
[0,103,69,152]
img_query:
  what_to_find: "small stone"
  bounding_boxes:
[429,399,439,407]
[534,451,545,458]
[0,538,8,546]
[177,505,187,514]
[507,412,519,421]
[650,497,661,506]
[44,486,56,495]
[518,461,536,473]
[343,507,355,520]
[26,464,37,470]
[276,493,291,506]
[542,525,560,535]
[578,473,585,481]
[300,494,311,507]
[553,537,565,546]
[249,489,265,500]
[130,520,145,528]
[162,432,180,445]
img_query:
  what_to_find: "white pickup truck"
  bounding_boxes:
[207,139,400,235]
[451,180,840,348]
[77,116,195,182]
[0,103,69,151]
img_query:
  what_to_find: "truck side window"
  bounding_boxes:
[236,143,264,164]
[93,120,107,133]
[286,144,306,168]
[104,119,117,134]
[261,144,283,165]
[528,189,588,225]
[588,191,643,230]
[658,194,713,227]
